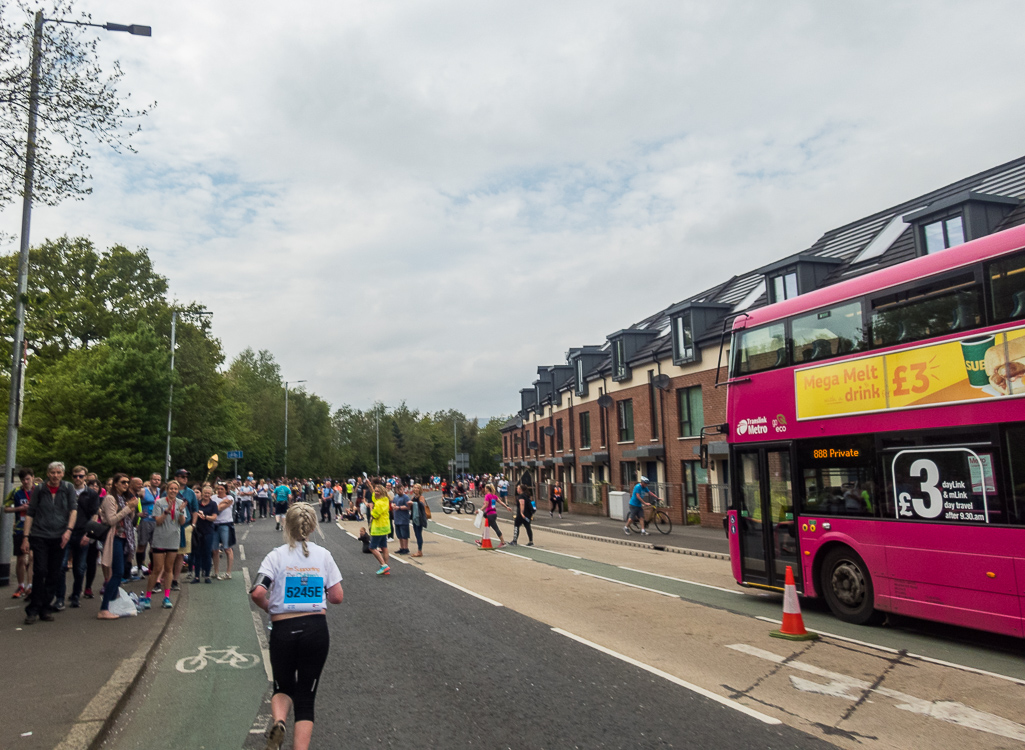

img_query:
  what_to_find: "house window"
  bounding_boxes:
[677,386,704,438]
[682,460,707,509]
[672,310,697,364]
[503,435,508,457]
[769,269,799,303]
[556,419,564,452]
[539,429,546,454]
[617,399,634,443]
[924,215,966,254]
[599,390,607,447]
[513,436,520,457]
[648,371,659,441]
[575,358,585,395]
[620,460,637,487]
[579,412,591,450]
[613,338,628,380]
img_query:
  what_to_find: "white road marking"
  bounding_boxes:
[425,573,503,607]
[433,522,456,530]
[495,549,535,561]
[429,532,465,543]
[569,569,678,598]
[727,643,1025,741]
[316,523,325,539]
[553,628,780,725]
[344,531,358,540]
[238,544,246,561]
[531,548,582,559]
[241,528,250,542]
[618,566,743,595]
[242,566,273,682]
[753,616,1025,686]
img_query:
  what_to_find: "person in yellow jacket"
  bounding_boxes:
[369,484,392,576]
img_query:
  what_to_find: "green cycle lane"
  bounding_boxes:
[102,574,269,750]
[427,521,1025,683]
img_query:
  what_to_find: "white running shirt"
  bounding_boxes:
[257,542,342,616]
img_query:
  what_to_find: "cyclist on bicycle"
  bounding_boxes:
[625,476,659,536]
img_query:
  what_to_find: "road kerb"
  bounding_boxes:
[534,524,729,559]
[54,586,184,750]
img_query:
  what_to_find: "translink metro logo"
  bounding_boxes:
[736,417,768,435]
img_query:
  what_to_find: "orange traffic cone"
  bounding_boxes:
[770,565,818,641]
[477,516,494,550]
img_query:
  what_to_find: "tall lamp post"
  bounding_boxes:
[283,380,306,478]
[164,309,212,479]
[0,13,150,588]
[374,403,391,476]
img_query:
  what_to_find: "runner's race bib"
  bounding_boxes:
[284,575,325,611]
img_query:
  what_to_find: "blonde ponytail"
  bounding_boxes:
[284,503,318,557]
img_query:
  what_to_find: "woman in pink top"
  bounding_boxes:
[479,484,511,547]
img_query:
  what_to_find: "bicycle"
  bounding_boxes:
[627,504,673,535]
[175,645,261,673]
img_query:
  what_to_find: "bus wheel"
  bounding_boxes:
[820,546,883,626]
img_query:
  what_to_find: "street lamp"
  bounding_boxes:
[164,309,212,479]
[284,380,306,478]
[374,403,392,477]
[0,12,150,588]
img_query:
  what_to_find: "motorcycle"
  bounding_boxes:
[441,494,475,515]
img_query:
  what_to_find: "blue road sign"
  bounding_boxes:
[226,450,243,459]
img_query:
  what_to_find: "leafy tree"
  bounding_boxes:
[0,0,152,211]
[17,323,170,476]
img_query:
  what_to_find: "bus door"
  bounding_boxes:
[734,444,800,590]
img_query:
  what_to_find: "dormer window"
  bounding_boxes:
[904,191,1018,258]
[923,215,965,254]
[769,268,799,303]
[575,358,585,396]
[671,310,698,365]
[612,338,628,380]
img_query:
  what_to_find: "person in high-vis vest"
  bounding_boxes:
[251,503,343,750]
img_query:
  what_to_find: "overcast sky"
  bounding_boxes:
[3,1,1025,418]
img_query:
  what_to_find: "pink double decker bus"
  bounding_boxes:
[725,224,1025,638]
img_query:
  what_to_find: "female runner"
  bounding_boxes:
[251,503,343,750]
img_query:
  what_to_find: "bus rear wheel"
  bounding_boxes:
[820,546,883,626]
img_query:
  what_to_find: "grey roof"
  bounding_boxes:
[517,154,1025,403]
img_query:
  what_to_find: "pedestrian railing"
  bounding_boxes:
[538,483,550,503]
[708,483,730,514]
[571,483,601,506]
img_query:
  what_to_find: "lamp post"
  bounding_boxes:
[164,309,212,479]
[283,380,306,478]
[374,403,391,476]
[0,13,150,588]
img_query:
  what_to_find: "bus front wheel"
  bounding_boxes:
[820,546,884,626]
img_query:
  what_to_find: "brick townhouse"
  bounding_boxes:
[502,154,1025,527]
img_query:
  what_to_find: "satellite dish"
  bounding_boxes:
[544,426,555,437]
[597,394,613,409]
[653,374,671,391]
[514,417,524,429]
[528,440,539,451]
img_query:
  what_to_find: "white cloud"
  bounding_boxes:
[4,0,1025,417]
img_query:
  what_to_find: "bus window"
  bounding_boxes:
[1004,425,1025,524]
[797,437,877,517]
[870,272,981,347]
[732,322,786,376]
[987,252,1025,322]
[792,300,866,364]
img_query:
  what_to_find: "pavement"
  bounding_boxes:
[0,569,177,750]
[518,500,730,556]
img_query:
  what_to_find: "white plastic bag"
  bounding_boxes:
[474,509,484,529]
[109,587,138,617]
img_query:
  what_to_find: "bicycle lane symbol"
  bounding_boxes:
[175,645,261,674]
